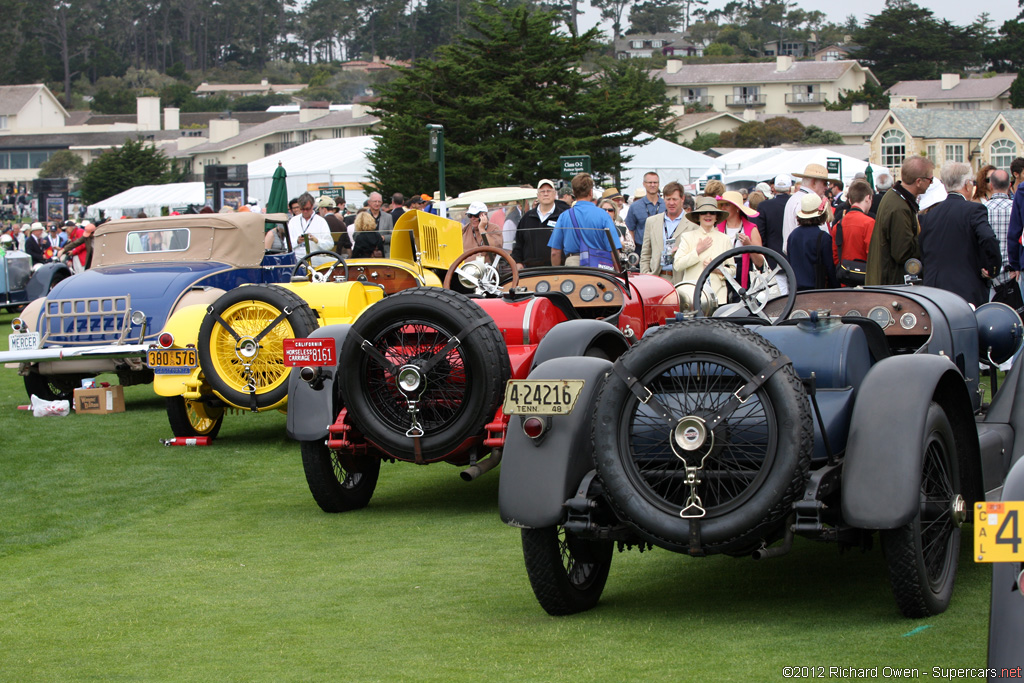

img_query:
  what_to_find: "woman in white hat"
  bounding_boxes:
[787,193,838,291]
[674,197,736,305]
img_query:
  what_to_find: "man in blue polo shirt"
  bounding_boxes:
[549,173,622,266]
[625,171,665,247]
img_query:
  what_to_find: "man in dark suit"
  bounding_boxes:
[870,172,893,217]
[755,174,791,256]
[24,222,46,266]
[920,161,1000,308]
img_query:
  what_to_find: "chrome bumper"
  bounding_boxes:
[0,343,151,364]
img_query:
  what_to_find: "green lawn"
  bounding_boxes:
[0,309,991,681]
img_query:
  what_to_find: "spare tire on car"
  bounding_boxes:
[591,319,814,556]
[339,287,510,463]
[197,285,319,410]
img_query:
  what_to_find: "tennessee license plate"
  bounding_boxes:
[974,501,1024,562]
[8,332,40,352]
[147,348,198,375]
[282,338,336,367]
[503,380,584,415]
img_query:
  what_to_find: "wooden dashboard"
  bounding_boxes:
[512,272,623,309]
[764,291,931,336]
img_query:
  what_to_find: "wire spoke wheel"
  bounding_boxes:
[521,525,613,615]
[882,402,962,617]
[624,354,777,516]
[362,320,468,434]
[166,394,224,438]
[300,439,381,513]
[208,300,294,394]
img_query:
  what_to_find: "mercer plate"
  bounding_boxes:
[9,332,40,352]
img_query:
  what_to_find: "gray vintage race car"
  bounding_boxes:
[499,246,1024,617]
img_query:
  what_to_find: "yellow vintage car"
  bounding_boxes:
[152,210,465,438]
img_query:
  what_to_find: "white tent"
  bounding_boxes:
[619,133,714,197]
[248,136,376,209]
[723,148,889,188]
[88,182,206,218]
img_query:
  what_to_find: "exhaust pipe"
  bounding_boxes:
[461,450,502,482]
[752,517,795,560]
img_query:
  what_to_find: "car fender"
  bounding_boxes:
[26,262,72,301]
[286,324,352,441]
[842,354,977,529]
[530,319,629,370]
[499,356,612,529]
[987,456,1024,673]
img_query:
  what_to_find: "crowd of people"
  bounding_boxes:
[4,157,1022,317]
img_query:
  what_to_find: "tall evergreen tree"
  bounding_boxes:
[367,2,674,198]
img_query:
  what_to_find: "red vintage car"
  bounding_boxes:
[285,245,679,512]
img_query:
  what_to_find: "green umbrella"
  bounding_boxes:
[864,164,874,191]
[265,162,289,217]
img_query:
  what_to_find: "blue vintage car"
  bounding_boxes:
[1,212,296,401]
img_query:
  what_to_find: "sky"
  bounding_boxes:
[578,1,1020,37]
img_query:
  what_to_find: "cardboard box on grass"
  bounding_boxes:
[73,385,125,414]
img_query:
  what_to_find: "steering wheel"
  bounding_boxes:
[290,250,349,283]
[442,246,519,295]
[692,245,796,323]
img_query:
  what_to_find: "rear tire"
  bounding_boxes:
[521,526,613,615]
[197,285,319,410]
[881,402,961,617]
[24,372,84,402]
[166,396,224,438]
[301,439,381,512]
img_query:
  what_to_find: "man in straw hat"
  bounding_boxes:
[866,156,934,286]
[783,163,832,254]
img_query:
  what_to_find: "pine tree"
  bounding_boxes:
[367,1,674,198]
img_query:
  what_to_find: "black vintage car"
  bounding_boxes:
[498,246,1024,617]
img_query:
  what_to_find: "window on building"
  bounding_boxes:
[631,40,644,49]
[944,144,964,163]
[0,115,7,130]
[991,139,1017,171]
[683,87,708,105]
[791,85,816,102]
[9,152,28,169]
[952,101,980,110]
[880,129,906,169]
[926,145,936,162]
[299,130,311,144]
[823,50,840,61]
[651,40,663,48]
[29,151,51,168]
[733,86,760,105]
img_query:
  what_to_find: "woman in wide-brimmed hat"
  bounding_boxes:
[674,197,736,305]
[716,190,764,289]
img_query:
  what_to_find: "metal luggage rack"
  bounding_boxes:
[39,295,141,346]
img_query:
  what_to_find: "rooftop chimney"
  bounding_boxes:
[208,118,240,143]
[851,103,869,124]
[164,107,180,131]
[666,59,682,75]
[775,55,793,72]
[136,96,160,131]
[941,74,960,90]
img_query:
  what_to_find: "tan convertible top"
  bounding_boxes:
[91,212,289,268]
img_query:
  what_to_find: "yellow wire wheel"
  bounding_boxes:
[166,394,225,438]
[197,285,319,410]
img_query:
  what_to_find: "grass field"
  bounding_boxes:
[0,308,993,681]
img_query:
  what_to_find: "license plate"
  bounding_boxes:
[8,332,40,352]
[974,501,1024,562]
[282,338,336,367]
[503,380,584,415]
[147,348,198,375]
